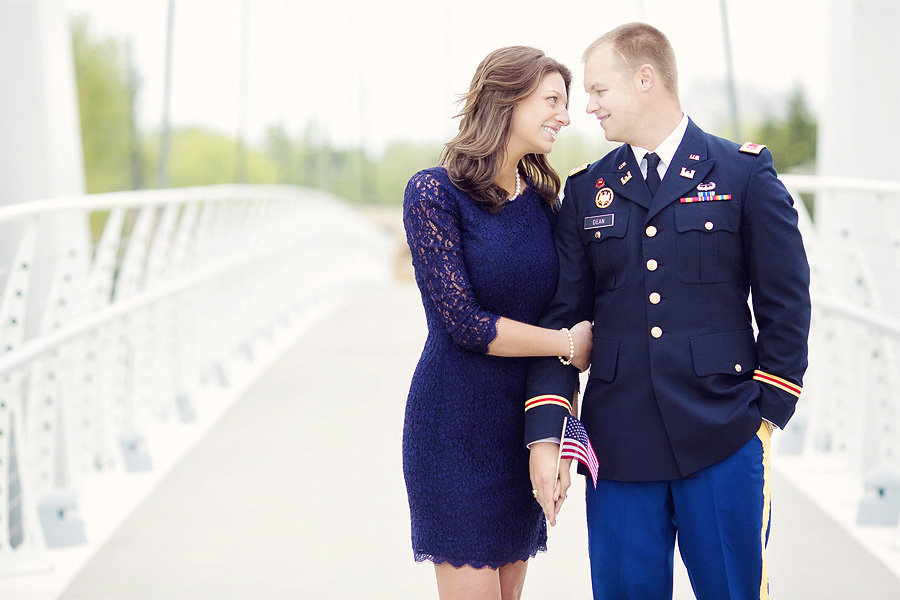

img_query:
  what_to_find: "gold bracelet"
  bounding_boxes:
[558,327,574,365]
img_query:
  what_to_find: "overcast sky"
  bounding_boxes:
[62,0,828,153]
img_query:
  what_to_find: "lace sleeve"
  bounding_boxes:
[403,169,499,353]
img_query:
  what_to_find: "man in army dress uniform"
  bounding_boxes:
[526,23,810,600]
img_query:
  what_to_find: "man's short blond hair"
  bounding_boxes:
[583,22,679,98]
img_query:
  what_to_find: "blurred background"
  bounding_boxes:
[2,1,900,599]
[63,0,820,202]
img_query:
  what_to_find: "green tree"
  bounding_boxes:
[754,86,817,173]
[372,141,442,205]
[548,133,613,182]
[71,16,137,193]
[143,127,279,188]
[263,125,294,184]
[263,122,335,192]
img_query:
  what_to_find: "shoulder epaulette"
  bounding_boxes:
[569,163,589,177]
[739,142,766,155]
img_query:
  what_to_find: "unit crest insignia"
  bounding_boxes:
[595,187,614,208]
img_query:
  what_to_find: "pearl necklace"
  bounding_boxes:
[507,169,521,202]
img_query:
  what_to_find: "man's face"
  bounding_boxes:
[583,44,643,144]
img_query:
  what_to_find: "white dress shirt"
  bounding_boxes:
[631,113,689,182]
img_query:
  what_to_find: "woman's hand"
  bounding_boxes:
[569,320,593,372]
[530,443,570,526]
[529,444,574,527]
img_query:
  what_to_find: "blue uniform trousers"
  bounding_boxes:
[585,423,772,600]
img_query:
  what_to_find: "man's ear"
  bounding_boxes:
[638,64,654,92]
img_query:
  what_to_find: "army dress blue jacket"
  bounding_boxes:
[524,119,811,481]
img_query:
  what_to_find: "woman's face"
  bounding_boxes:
[508,71,571,157]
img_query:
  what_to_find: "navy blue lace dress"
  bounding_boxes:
[402,166,559,568]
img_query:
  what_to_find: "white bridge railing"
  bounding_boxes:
[3,176,899,582]
[0,185,390,581]
[779,174,900,573]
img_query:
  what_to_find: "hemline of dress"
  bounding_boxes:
[413,544,548,570]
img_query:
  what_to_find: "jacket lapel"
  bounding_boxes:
[646,119,715,222]
[597,146,652,212]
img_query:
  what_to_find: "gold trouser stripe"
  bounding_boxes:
[756,422,772,600]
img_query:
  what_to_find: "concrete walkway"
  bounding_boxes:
[56,283,900,599]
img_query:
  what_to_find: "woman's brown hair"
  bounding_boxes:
[440,46,572,214]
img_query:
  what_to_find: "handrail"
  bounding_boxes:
[0,183,391,579]
[781,174,900,194]
[811,293,900,337]
[0,184,335,222]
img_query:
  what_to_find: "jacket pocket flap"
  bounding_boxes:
[674,202,740,233]
[588,337,620,382]
[584,209,630,242]
[690,329,756,377]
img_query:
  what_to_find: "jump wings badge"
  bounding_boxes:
[596,187,614,208]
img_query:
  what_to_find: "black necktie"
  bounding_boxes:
[645,152,661,197]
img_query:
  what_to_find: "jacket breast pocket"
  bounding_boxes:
[689,329,756,378]
[583,209,630,290]
[674,202,740,284]
[588,337,620,382]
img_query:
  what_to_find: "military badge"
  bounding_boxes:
[618,161,627,170]
[739,142,766,155]
[689,154,701,161]
[696,182,716,192]
[569,163,589,176]
[596,187,614,208]
[680,167,695,179]
[584,214,614,229]
[620,171,632,185]
[680,194,733,203]
[595,178,605,188]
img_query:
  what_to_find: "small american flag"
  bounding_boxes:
[560,416,599,488]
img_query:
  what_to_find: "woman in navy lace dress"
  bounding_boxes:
[402,47,592,599]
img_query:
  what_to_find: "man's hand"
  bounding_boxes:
[569,320,593,372]
[529,442,572,526]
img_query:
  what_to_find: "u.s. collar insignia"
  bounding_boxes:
[596,187,614,208]
[680,167,696,179]
[689,154,701,161]
[696,181,716,192]
[595,178,605,188]
[618,161,627,170]
[620,171,632,185]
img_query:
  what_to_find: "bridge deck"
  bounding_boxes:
[50,284,900,599]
